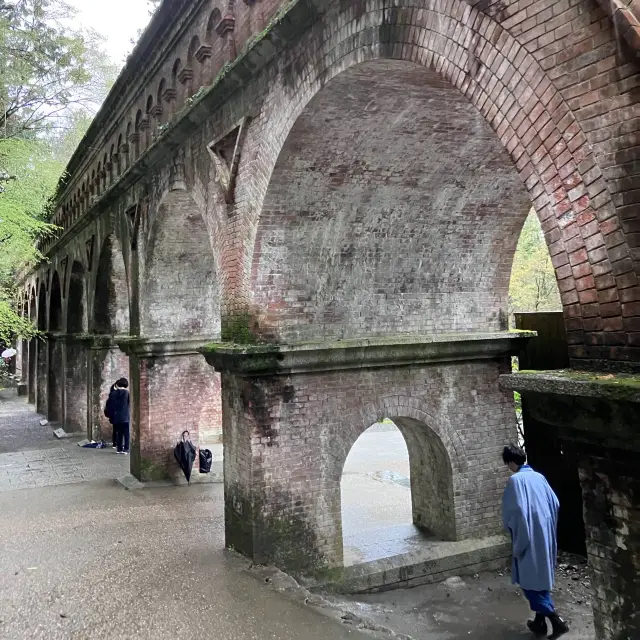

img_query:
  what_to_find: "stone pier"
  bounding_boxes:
[501,371,640,640]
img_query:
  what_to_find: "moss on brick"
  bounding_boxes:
[139,457,168,482]
[220,313,261,345]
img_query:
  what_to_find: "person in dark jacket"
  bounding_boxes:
[104,378,130,454]
[104,383,118,448]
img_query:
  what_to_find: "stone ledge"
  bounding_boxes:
[500,369,640,404]
[501,370,640,452]
[200,331,534,375]
[304,535,510,594]
[117,337,218,357]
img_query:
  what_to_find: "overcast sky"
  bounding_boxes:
[68,0,153,64]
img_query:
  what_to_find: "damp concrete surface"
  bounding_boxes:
[0,391,595,639]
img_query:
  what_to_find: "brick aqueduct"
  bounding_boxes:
[14,0,640,636]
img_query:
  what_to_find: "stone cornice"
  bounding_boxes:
[200,331,534,376]
[500,369,640,403]
[501,369,640,451]
[118,336,218,357]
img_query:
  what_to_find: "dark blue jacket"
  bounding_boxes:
[105,388,130,425]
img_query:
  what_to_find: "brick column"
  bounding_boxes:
[120,339,222,482]
[27,338,37,403]
[63,335,91,434]
[501,371,640,640]
[36,337,48,415]
[89,337,129,441]
[203,332,529,576]
[579,450,639,640]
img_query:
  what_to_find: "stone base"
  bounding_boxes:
[17,383,27,396]
[304,535,510,594]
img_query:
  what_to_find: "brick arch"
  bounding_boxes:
[67,260,87,334]
[93,234,130,335]
[141,188,220,339]
[236,0,639,368]
[27,287,37,403]
[337,402,460,540]
[49,271,63,333]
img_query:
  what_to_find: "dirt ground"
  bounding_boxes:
[253,552,593,640]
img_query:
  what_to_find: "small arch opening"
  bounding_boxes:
[340,416,455,566]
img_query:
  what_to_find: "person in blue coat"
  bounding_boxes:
[502,444,569,639]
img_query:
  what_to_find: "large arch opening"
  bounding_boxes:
[340,416,454,566]
[241,59,533,576]
[47,272,63,422]
[142,189,220,339]
[251,60,532,343]
[92,235,130,441]
[94,235,129,335]
[65,261,88,432]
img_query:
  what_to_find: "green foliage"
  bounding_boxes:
[0,0,118,343]
[509,210,561,315]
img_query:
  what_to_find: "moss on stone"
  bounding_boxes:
[139,457,167,482]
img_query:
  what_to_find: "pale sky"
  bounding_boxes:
[68,0,153,64]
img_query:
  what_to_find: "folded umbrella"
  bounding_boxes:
[174,430,196,484]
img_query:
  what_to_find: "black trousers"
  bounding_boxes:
[115,423,130,453]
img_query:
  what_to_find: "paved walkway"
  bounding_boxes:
[0,389,128,491]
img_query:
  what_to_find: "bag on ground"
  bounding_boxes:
[199,448,213,473]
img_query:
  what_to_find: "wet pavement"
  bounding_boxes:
[0,482,374,640]
[0,390,595,639]
[0,390,129,491]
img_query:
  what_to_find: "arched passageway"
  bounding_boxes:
[340,415,456,566]
[91,235,130,441]
[65,261,88,432]
[131,189,222,481]
[341,421,412,565]
[47,272,63,422]
[35,284,47,414]
[142,190,219,339]
[27,289,37,404]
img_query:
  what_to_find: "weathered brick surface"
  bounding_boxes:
[64,341,88,434]
[132,354,221,481]
[92,347,129,442]
[578,451,640,640]
[223,358,516,572]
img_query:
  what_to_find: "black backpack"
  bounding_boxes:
[199,448,213,474]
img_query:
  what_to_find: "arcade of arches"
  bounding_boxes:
[16,1,640,638]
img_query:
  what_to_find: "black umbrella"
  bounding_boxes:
[174,430,196,484]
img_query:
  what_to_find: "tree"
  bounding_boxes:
[0,0,117,343]
[509,210,561,316]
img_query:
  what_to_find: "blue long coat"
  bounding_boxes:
[501,465,560,592]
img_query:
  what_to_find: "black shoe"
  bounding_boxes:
[526,614,547,636]
[548,613,569,639]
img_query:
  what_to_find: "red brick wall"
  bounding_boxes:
[579,450,640,640]
[133,353,222,481]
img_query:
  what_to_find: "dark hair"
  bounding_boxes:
[116,377,129,389]
[502,444,526,467]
